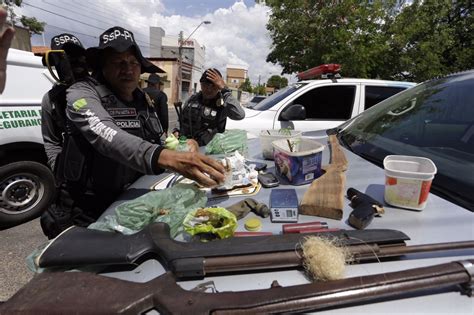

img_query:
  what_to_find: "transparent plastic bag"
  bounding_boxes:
[183,207,237,240]
[205,129,248,156]
[89,183,207,237]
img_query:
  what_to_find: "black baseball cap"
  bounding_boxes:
[42,33,86,67]
[50,33,85,53]
[200,68,222,84]
[86,26,163,74]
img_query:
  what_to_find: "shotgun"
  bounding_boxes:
[2,259,473,314]
[37,222,474,279]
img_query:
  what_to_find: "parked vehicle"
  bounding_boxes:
[227,77,415,135]
[246,95,266,109]
[335,69,474,211]
[0,49,55,229]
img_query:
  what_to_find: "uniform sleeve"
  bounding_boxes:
[221,89,245,120]
[66,81,163,175]
[41,91,62,171]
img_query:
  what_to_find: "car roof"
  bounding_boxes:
[297,78,416,87]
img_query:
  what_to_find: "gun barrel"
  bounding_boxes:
[2,260,472,314]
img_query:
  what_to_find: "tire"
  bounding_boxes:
[0,161,56,229]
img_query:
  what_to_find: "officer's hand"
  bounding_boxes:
[186,139,199,153]
[206,69,226,90]
[0,8,15,94]
[158,149,225,187]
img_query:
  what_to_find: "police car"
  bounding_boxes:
[226,64,416,136]
[0,49,55,229]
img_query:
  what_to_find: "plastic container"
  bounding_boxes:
[383,155,437,210]
[259,129,302,160]
[272,138,325,185]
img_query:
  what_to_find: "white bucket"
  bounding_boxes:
[383,155,437,210]
[272,138,325,185]
[259,130,302,160]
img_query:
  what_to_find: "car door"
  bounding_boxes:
[274,83,359,132]
[361,84,409,111]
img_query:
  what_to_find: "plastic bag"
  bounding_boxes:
[89,183,207,237]
[183,207,237,240]
[205,129,248,155]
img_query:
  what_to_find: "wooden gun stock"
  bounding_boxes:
[37,223,474,279]
[37,223,410,278]
[2,260,473,314]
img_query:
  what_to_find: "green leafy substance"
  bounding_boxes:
[89,183,207,238]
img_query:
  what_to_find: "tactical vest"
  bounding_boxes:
[180,93,224,143]
[57,78,163,199]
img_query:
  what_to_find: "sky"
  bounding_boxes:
[16,0,290,85]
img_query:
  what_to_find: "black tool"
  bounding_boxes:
[347,188,384,230]
[258,172,280,188]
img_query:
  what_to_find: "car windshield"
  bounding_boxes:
[338,71,474,211]
[252,83,307,111]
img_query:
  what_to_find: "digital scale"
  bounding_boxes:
[270,189,299,223]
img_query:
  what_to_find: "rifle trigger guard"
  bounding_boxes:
[191,281,218,293]
[457,260,474,297]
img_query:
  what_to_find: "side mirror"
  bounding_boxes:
[280,104,306,121]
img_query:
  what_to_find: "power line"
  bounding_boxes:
[23,1,163,52]
[48,0,163,42]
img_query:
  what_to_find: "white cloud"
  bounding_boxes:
[23,0,291,84]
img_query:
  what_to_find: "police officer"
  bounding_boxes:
[41,33,89,171]
[40,26,225,239]
[144,73,169,136]
[178,68,245,146]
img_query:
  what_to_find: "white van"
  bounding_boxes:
[0,49,55,229]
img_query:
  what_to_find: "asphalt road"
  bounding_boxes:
[0,218,47,301]
[0,107,179,302]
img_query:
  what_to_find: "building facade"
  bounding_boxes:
[226,64,248,89]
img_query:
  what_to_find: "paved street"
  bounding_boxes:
[0,218,46,301]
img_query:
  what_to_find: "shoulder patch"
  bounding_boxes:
[73,98,88,111]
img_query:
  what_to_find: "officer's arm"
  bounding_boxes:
[221,88,245,120]
[41,92,62,170]
[66,81,163,175]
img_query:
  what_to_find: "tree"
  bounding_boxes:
[239,78,253,92]
[265,0,473,82]
[267,75,288,89]
[387,0,473,82]
[253,84,266,95]
[266,0,398,79]
[1,0,45,34]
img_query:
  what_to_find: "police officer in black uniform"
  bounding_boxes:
[41,33,89,171]
[144,73,169,136]
[178,68,245,146]
[40,26,225,239]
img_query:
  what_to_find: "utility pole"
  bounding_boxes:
[176,21,211,103]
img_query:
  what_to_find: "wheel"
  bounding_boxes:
[0,161,56,229]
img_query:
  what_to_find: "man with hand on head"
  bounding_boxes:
[40,26,225,239]
[177,68,245,146]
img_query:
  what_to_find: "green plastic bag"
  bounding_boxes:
[89,183,207,237]
[205,129,248,155]
[183,207,237,240]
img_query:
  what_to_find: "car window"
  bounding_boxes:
[252,83,307,111]
[339,71,474,211]
[292,85,356,120]
[364,86,407,110]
